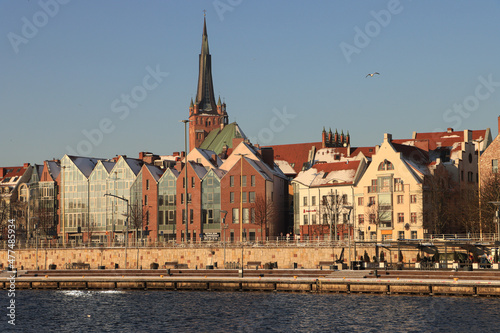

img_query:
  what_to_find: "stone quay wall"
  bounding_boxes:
[1,246,419,270]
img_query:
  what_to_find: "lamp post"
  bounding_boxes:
[220,210,228,267]
[235,153,248,242]
[180,120,190,243]
[476,138,484,239]
[104,193,129,269]
[489,201,500,263]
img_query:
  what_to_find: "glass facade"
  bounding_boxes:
[157,169,177,241]
[201,170,221,239]
[89,161,111,241]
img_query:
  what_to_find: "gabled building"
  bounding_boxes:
[157,168,180,242]
[354,134,430,242]
[292,158,368,239]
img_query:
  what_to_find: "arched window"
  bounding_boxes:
[378,160,394,171]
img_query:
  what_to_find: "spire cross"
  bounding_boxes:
[203,9,206,17]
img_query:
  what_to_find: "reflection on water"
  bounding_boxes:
[3,290,500,332]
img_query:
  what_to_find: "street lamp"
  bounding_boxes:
[180,119,190,243]
[220,210,228,267]
[489,201,500,263]
[476,138,484,239]
[104,193,129,269]
[235,153,248,242]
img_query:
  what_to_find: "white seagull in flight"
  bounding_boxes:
[366,72,380,78]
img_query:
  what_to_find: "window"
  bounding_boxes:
[251,175,256,186]
[169,195,175,204]
[397,195,404,204]
[358,197,364,206]
[410,195,417,204]
[398,231,405,240]
[188,193,192,203]
[180,193,184,204]
[183,177,185,188]
[144,195,148,206]
[394,178,403,192]
[311,214,317,224]
[303,215,308,225]
[369,197,375,206]
[242,192,247,203]
[232,208,239,224]
[411,212,417,223]
[303,197,308,206]
[398,213,404,223]
[230,192,234,203]
[369,214,376,224]
[369,179,377,193]
[323,213,328,224]
[207,209,214,224]
[370,232,376,241]
[251,208,255,223]
[191,177,195,188]
[207,177,213,186]
[378,160,394,171]
[242,175,247,187]
[190,209,193,224]
[158,195,164,206]
[207,193,213,202]
[359,231,365,241]
[182,209,186,224]
[230,176,234,187]
[249,192,255,203]
[311,196,316,206]
[411,231,417,239]
[342,194,348,204]
[493,159,498,174]
[168,210,175,224]
[358,214,364,224]
[243,208,249,223]
[146,179,150,190]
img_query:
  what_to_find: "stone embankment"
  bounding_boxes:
[3,268,500,297]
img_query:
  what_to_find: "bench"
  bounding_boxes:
[246,261,261,269]
[71,262,90,270]
[164,261,178,268]
[317,261,335,269]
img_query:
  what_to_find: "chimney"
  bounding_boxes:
[174,161,184,173]
[211,154,218,166]
[260,147,275,168]
[447,128,453,133]
[23,163,30,168]
[384,133,392,143]
[0,168,4,178]
[464,129,472,142]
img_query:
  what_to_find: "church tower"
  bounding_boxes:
[189,16,228,151]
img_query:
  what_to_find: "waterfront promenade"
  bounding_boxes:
[3,268,500,297]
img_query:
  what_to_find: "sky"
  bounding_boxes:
[1,0,500,167]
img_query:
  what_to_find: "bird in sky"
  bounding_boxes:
[365,72,380,78]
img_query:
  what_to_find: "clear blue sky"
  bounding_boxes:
[1,0,500,167]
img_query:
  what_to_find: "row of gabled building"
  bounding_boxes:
[2,16,500,245]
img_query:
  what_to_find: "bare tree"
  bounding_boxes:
[252,194,275,241]
[129,203,148,245]
[480,172,500,234]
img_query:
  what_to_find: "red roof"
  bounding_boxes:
[0,165,29,182]
[314,160,361,173]
[266,142,323,174]
[413,129,487,150]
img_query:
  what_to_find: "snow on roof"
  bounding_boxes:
[293,161,359,187]
[275,160,297,176]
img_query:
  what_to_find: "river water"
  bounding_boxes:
[2,290,500,332]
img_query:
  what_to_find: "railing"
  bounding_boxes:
[424,233,499,242]
[3,234,499,250]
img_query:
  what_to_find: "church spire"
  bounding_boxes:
[195,16,217,113]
